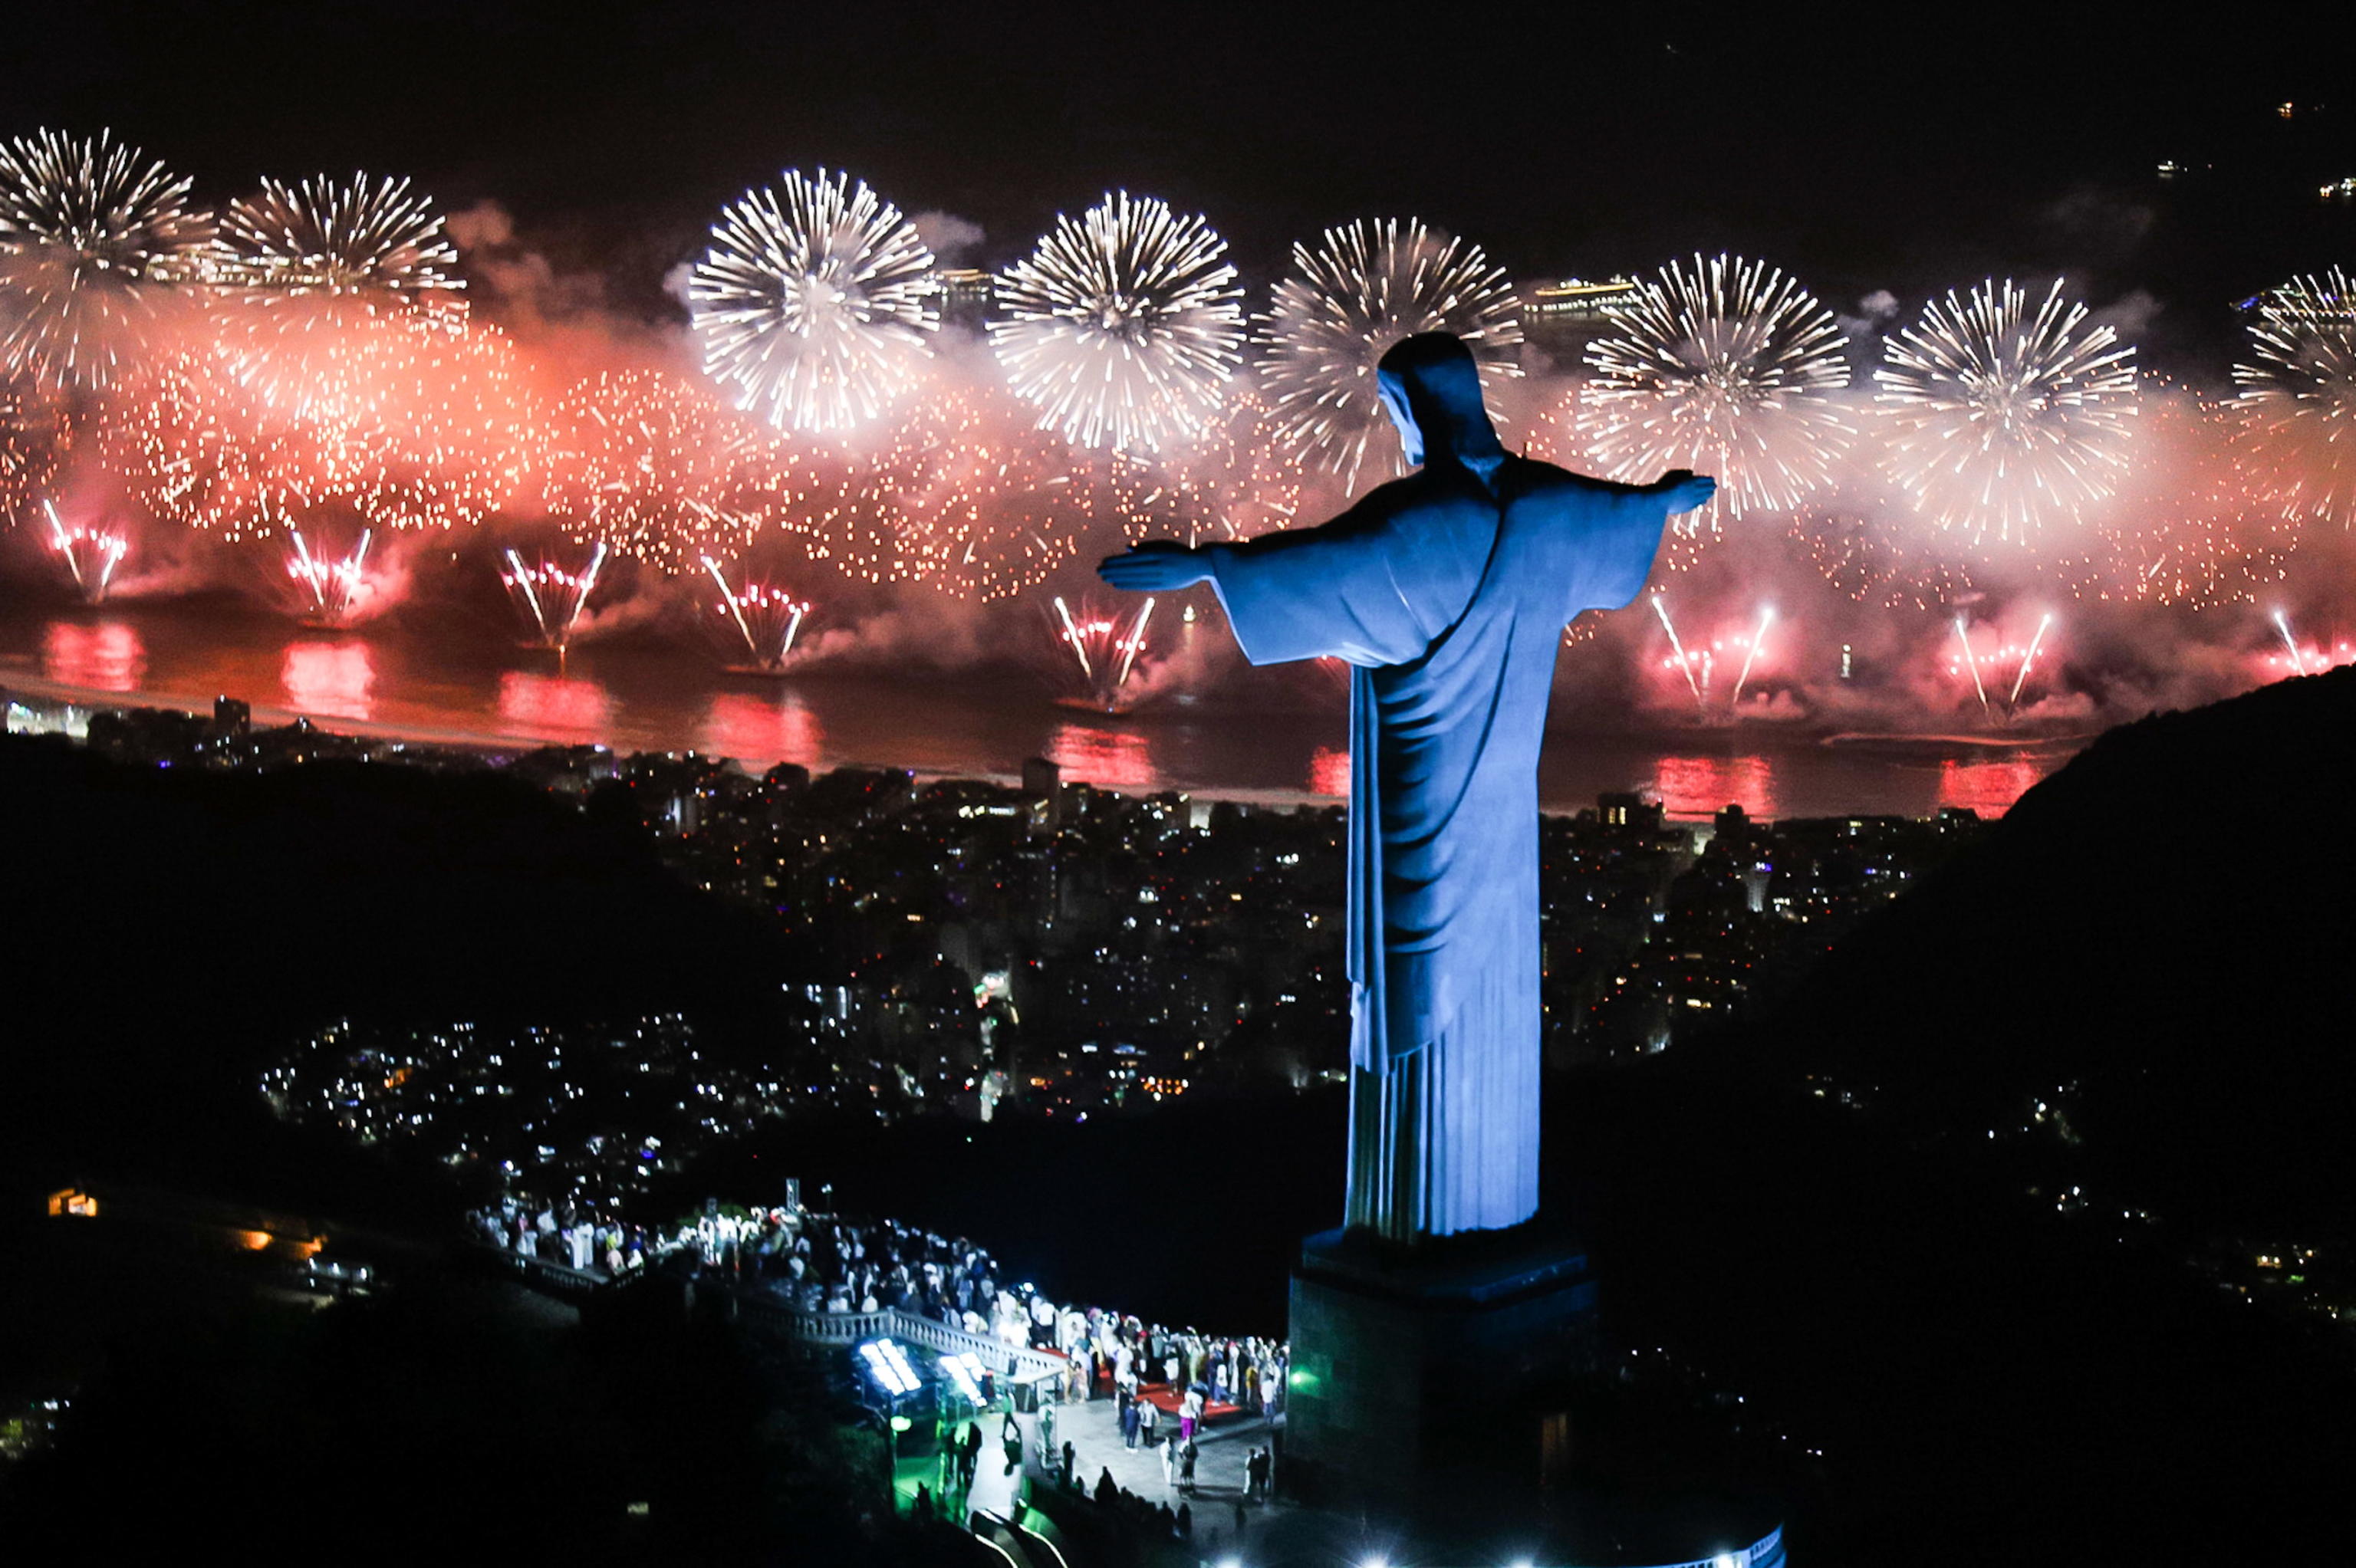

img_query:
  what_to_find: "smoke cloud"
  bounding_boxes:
[911,211,986,265]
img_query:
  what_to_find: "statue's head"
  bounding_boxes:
[1376,331,1505,471]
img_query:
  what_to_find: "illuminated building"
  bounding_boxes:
[1521,275,1640,360]
[936,267,993,328]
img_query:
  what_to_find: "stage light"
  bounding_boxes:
[943,1351,989,1404]
[859,1337,922,1397]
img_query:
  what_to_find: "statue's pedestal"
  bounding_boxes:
[1281,1222,1600,1508]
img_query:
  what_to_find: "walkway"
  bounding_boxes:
[1029,1392,1286,1560]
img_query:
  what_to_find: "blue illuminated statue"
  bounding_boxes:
[1102,332,1714,1242]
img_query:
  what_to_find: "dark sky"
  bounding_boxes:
[11,2,2356,363]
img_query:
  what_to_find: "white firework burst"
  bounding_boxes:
[1578,254,1852,534]
[1258,218,1522,488]
[2231,268,2356,528]
[989,190,1244,453]
[689,168,938,434]
[0,128,213,393]
[216,172,467,410]
[220,173,462,307]
[1875,278,2139,546]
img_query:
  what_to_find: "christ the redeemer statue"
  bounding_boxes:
[1101,331,1714,1243]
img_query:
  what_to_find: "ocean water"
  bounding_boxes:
[0,598,2080,820]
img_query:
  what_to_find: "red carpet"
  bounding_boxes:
[1135,1382,1241,1422]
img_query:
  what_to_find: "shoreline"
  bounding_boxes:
[2,667,2083,823]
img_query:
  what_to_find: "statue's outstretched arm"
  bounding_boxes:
[1097,539,1212,592]
[1556,465,1718,513]
[1561,469,1716,613]
[1101,495,1418,667]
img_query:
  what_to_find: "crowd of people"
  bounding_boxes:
[474,1196,1292,1420]
[469,1196,656,1275]
[469,1192,1291,1539]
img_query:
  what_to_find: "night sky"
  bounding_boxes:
[11,3,2356,363]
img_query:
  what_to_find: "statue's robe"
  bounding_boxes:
[1205,407,1670,1240]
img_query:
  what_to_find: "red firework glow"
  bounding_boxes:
[40,619,144,691]
[280,639,376,721]
[496,669,612,741]
[1651,596,1781,721]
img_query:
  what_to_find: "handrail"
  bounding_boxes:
[474,1238,1070,1380]
[765,1300,1068,1379]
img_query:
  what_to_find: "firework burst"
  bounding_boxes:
[1786,508,1983,610]
[2231,268,2356,529]
[1875,278,2139,546]
[43,499,127,602]
[817,379,1083,600]
[989,191,1243,453]
[1578,255,1852,538]
[285,526,373,625]
[102,347,313,539]
[216,173,466,403]
[346,314,538,531]
[543,369,806,573]
[689,169,938,434]
[220,173,461,310]
[703,555,811,672]
[0,128,214,393]
[1258,218,1522,488]
[1051,593,1156,712]
[502,543,607,652]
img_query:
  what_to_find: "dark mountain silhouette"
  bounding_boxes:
[1769,662,2356,1235]
[1556,668,2356,1563]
